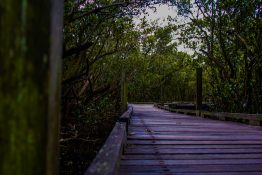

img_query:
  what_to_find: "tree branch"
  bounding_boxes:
[63,41,93,58]
[66,2,131,23]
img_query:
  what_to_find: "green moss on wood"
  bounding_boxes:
[0,0,62,174]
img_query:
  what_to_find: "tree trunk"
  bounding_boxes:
[0,1,63,175]
[121,71,128,112]
[196,68,202,112]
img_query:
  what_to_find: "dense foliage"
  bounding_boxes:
[60,0,261,174]
[180,0,262,113]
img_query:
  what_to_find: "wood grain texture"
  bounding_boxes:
[85,122,126,175]
[120,104,262,175]
[156,104,262,126]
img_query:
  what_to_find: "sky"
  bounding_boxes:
[133,4,194,55]
[133,4,178,26]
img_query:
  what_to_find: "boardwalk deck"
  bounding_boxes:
[119,104,262,175]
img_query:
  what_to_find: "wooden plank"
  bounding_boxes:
[119,104,262,174]
[124,148,262,154]
[127,132,262,136]
[120,172,262,175]
[127,135,262,140]
[201,111,262,121]
[130,121,257,126]
[85,122,126,175]
[156,104,262,126]
[119,105,133,123]
[129,123,260,128]
[122,154,262,160]
[121,159,262,165]
[120,164,262,174]
[129,127,262,132]
[128,127,262,132]
[119,106,133,132]
[128,130,262,135]
[126,140,262,145]
[120,164,262,173]
[126,144,262,149]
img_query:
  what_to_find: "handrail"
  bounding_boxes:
[155,103,262,126]
[118,105,133,123]
[84,106,133,175]
[127,102,155,104]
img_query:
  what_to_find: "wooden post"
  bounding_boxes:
[121,71,128,112]
[196,68,202,113]
[0,1,63,175]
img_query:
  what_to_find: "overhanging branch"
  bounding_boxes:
[63,42,93,58]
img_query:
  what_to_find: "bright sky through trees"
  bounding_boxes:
[134,4,193,54]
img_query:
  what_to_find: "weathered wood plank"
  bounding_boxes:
[119,105,133,123]
[121,159,262,165]
[120,172,262,175]
[126,144,262,149]
[127,135,262,140]
[127,129,260,137]
[85,122,126,175]
[120,164,262,173]
[122,154,262,160]
[128,131,262,135]
[119,105,133,132]
[156,104,262,126]
[119,104,262,174]
[124,148,262,154]
[129,127,262,132]
[126,140,262,145]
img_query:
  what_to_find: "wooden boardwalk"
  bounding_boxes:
[119,104,262,175]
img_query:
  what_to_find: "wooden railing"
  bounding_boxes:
[84,106,133,175]
[155,103,262,126]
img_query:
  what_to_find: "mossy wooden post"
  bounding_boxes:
[196,68,202,115]
[0,1,63,175]
[121,71,128,112]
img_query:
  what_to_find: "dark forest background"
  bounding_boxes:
[60,0,262,174]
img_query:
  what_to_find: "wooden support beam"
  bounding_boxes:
[0,1,63,175]
[121,71,128,112]
[196,68,202,112]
